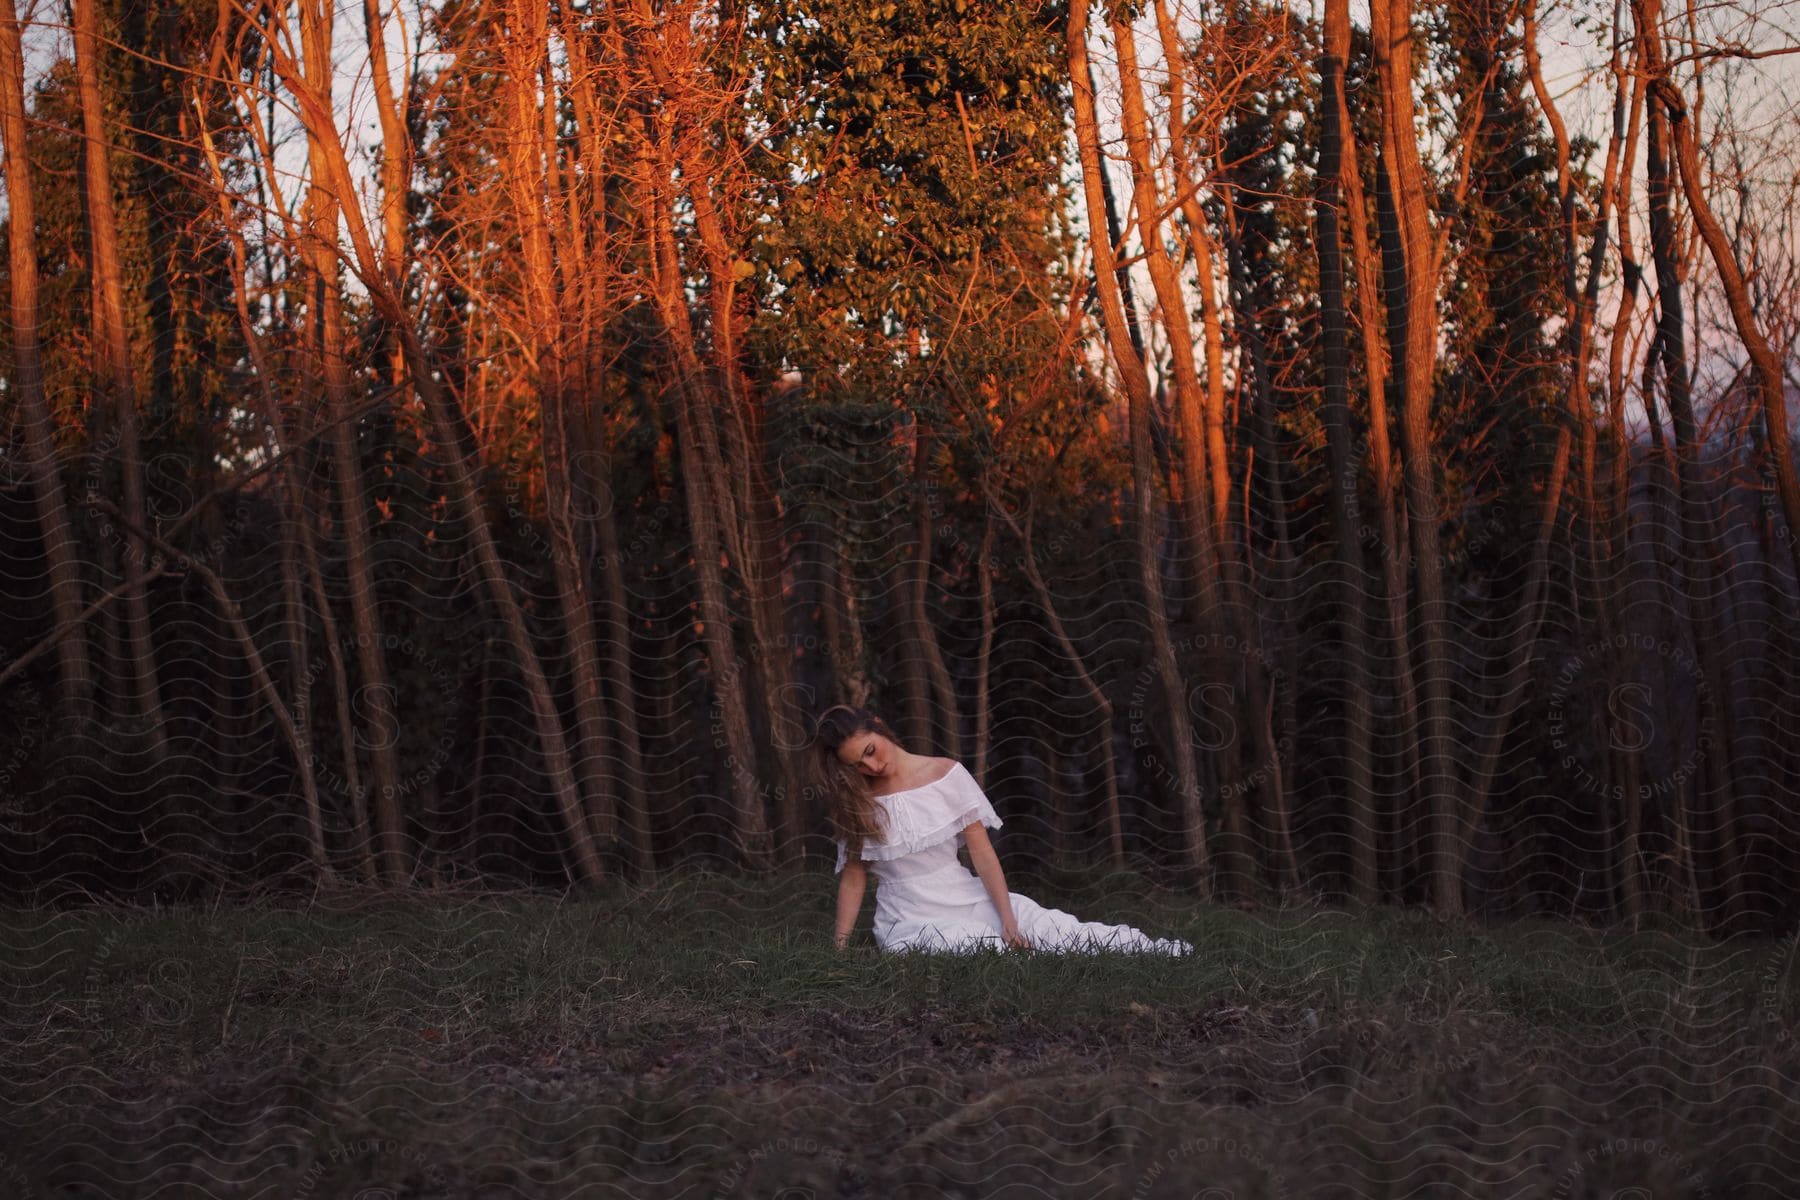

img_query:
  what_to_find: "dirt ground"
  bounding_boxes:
[4,992,1795,1198]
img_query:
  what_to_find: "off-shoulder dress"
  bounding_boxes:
[834,761,1193,956]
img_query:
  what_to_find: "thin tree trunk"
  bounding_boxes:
[1144,4,1231,633]
[890,546,931,748]
[825,529,875,708]
[196,57,378,875]
[910,420,961,756]
[361,0,409,295]
[500,5,617,865]
[0,2,90,718]
[1456,0,1629,899]
[300,513,376,880]
[196,104,331,877]
[1341,40,1418,904]
[543,47,621,860]
[300,0,409,883]
[72,0,163,750]
[1220,192,1301,894]
[1608,43,1650,920]
[1371,0,1460,913]
[1089,61,1151,379]
[1146,0,1232,833]
[1131,6,1277,899]
[1313,0,1378,904]
[358,0,409,410]
[973,510,996,781]
[1525,0,1640,919]
[562,16,654,879]
[259,0,609,885]
[1651,87,1800,592]
[630,105,773,870]
[639,5,810,864]
[592,457,655,877]
[98,500,327,876]
[1635,0,1745,928]
[689,190,809,866]
[1108,7,1238,665]
[1068,0,1210,890]
[980,476,1125,869]
[1150,1,1228,620]
[1150,0,1231,600]
[462,648,492,871]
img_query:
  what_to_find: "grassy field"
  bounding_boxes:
[1,864,1796,1198]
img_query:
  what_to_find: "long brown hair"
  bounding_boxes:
[813,705,902,859]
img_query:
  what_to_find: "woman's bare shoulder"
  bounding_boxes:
[872,756,960,798]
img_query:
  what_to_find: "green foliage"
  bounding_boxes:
[745,0,1085,581]
[6,61,102,429]
[746,0,1070,359]
[4,0,261,509]
[1427,0,1584,582]
[1208,0,1322,530]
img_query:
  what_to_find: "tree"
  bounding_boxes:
[1068,0,1212,891]
[251,0,612,885]
[1370,0,1461,913]
[1313,0,1378,903]
[0,0,91,718]
[73,0,164,750]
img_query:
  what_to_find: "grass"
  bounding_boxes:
[0,867,1795,1197]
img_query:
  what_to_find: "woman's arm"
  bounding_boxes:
[962,824,1029,948]
[834,858,868,949]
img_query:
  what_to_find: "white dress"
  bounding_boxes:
[834,761,1193,956]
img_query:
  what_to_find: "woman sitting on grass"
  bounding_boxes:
[816,705,1192,956]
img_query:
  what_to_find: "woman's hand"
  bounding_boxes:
[966,827,1030,951]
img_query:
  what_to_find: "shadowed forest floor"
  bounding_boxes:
[1,866,1796,1198]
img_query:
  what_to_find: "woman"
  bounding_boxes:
[816,705,1192,956]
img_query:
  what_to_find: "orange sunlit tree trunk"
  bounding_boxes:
[1313,0,1378,904]
[1338,1,1420,903]
[1651,79,1800,593]
[1632,0,1746,928]
[1369,0,1460,913]
[194,92,335,876]
[255,0,611,886]
[560,12,656,876]
[225,45,380,881]
[72,0,164,752]
[1517,0,1649,917]
[0,0,91,719]
[687,150,812,869]
[299,0,410,881]
[1068,0,1212,892]
[497,0,619,867]
[622,0,776,872]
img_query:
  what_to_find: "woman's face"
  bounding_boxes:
[836,730,894,781]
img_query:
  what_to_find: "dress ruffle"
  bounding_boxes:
[831,764,1190,955]
[834,763,1001,873]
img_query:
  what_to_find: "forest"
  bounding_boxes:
[3,0,1798,934]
